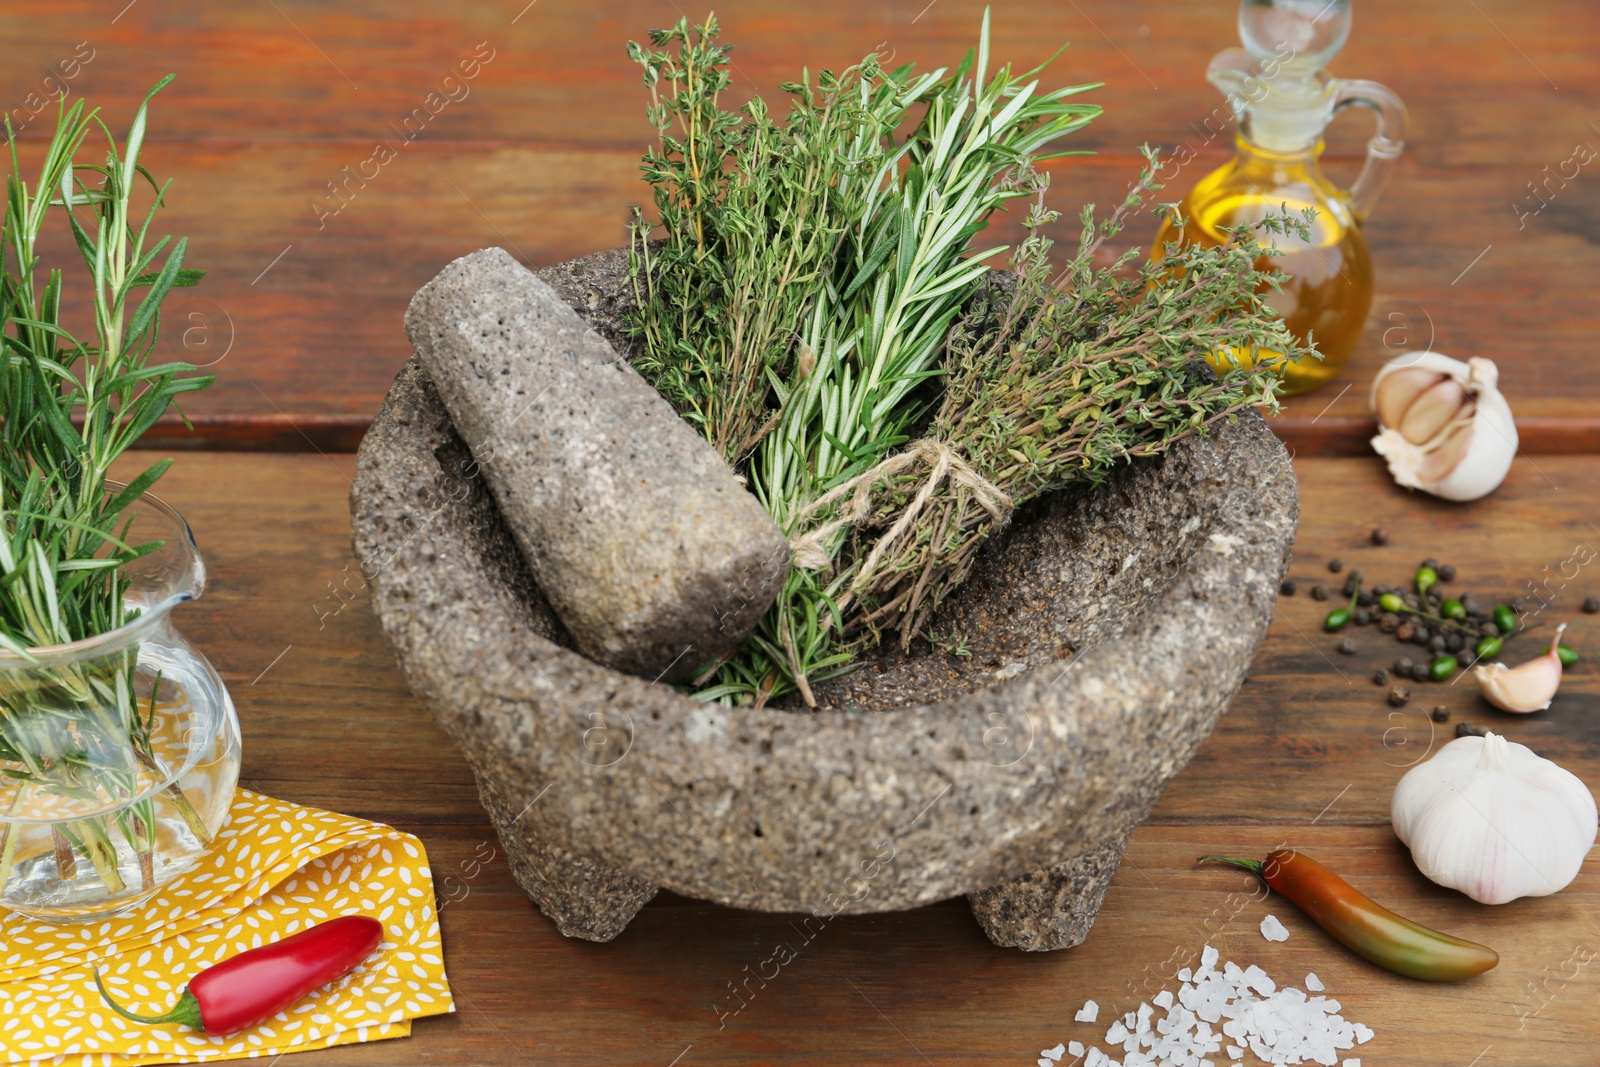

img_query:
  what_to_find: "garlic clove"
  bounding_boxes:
[1473,622,1567,713]
[1374,367,1441,430]
[1417,418,1475,483]
[1392,731,1598,905]
[1397,376,1470,445]
[1368,352,1517,502]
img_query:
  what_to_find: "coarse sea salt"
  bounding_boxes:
[1039,946,1374,1067]
[1260,914,1290,942]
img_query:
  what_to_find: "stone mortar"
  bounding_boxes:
[351,247,1299,950]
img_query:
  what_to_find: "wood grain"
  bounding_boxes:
[116,450,1600,1066]
[4,0,1598,452]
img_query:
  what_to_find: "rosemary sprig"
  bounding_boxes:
[0,79,211,894]
[724,11,1100,705]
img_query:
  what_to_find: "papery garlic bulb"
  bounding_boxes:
[1392,732,1597,904]
[1370,352,1516,501]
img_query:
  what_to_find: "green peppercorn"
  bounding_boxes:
[1475,636,1502,661]
[1441,598,1466,621]
[1379,593,1405,613]
[1429,654,1458,681]
[1493,604,1517,634]
[1415,566,1438,595]
[1557,645,1579,667]
[1324,609,1351,632]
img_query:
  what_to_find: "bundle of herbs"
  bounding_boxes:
[0,79,212,893]
[627,14,1312,707]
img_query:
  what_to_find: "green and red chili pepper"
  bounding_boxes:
[1200,849,1498,982]
[95,915,383,1035]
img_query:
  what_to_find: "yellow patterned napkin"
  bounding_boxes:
[0,790,453,1064]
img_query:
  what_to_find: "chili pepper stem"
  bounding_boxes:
[93,967,205,1030]
[1197,855,1266,878]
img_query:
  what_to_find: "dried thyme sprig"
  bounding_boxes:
[812,150,1314,645]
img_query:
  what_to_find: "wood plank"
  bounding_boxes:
[17,139,1595,453]
[112,449,1600,1065]
[3,0,1593,165]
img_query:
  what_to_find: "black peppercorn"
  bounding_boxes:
[1446,632,1464,653]
[1280,579,1297,596]
[1396,621,1416,641]
[1411,663,1431,682]
[1379,613,1400,633]
[1394,657,1416,673]
[1356,591,1375,608]
[1482,621,1500,637]
[1584,596,1599,614]
[1412,626,1433,646]
[1431,706,1450,723]
[1389,685,1411,707]
[1456,722,1486,738]
[1337,638,1358,655]
[1354,608,1372,626]
[1371,527,1389,545]
[1422,558,1439,571]
[1430,634,1448,652]
[1372,669,1390,685]
[1438,564,1457,582]
[1328,559,1344,574]
[1310,585,1329,601]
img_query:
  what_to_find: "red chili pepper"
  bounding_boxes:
[94,915,383,1034]
[1199,849,1498,982]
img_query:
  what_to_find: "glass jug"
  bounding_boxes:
[0,491,240,922]
[1153,0,1407,395]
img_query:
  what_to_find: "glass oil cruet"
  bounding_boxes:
[1153,0,1407,395]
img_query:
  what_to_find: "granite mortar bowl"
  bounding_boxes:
[350,247,1300,950]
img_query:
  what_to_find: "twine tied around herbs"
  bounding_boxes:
[786,438,1014,615]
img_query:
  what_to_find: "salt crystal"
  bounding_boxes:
[1259,914,1290,942]
[1226,1045,1244,1060]
[1154,990,1174,1009]
[1201,944,1220,969]
[1076,1000,1100,1023]
[1343,1060,1361,1067]
[1305,972,1324,992]
[1042,1044,1066,1062]
[1106,1021,1130,1045]
[1069,1041,1086,1056]
[1178,967,1193,982]
[1354,1024,1373,1044]
[1038,1059,1054,1067]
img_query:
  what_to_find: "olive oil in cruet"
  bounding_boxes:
[1153,0,1407,395]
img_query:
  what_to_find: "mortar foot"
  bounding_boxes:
[476,775,657,942]
[499,828,658,941]
[967,829,1131,951]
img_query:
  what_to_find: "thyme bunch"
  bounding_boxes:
[812,153,1312,645]
[628,15,935,463]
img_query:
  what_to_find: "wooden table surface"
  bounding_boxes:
[8,1,1600,1064]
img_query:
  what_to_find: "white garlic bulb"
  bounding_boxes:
[1392,732,1597,904]
[1369,352,1516,501]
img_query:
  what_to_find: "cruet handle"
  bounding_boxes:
[1332,78,1408,222]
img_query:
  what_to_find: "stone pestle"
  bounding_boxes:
[405,247,789,680]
